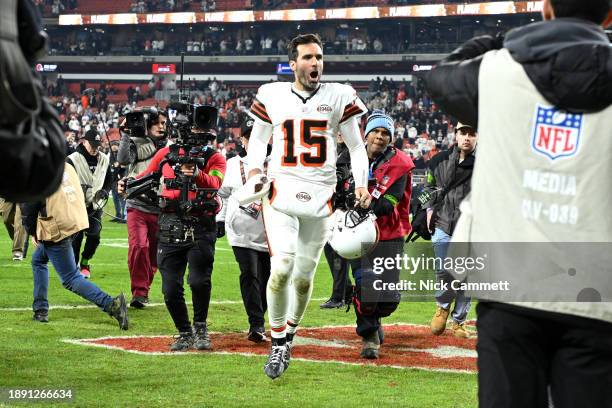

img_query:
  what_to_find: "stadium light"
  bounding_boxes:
[58,1,542,26]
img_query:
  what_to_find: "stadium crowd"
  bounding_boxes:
[45,76,453,170]
[45,17,516,57]
[47,32,435,56]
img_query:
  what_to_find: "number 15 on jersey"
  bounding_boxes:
[281,119,328,167]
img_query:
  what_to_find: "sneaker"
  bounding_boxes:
[130,296,148,309]
[450,321,470,339]
[430,306,450,335]
[360,331,380,359]
[170,332,194,351]
[319,298,344,309]
[12,252,24,261]
[247,328,267,343]
[79,264,91,279]
[108,293,129,330]
[264,341,287,379]
[193,322,212,350]
[33,309,49,323]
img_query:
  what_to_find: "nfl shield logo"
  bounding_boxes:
[531,104,583,160]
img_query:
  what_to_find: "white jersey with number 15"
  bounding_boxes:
[248,82,367,186]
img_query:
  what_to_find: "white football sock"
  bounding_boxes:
[286,254,317,333]
[266,255,294,339]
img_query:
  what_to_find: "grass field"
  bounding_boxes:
[0,204,477,408]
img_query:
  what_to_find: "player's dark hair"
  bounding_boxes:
[288,33,323,62]
[550,0,611,24]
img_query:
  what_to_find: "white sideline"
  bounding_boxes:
[0,297,329,312]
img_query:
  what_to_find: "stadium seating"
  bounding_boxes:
[66,82,150,96]
[75,0,132,14]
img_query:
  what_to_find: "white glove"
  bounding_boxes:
[235,173,271,206]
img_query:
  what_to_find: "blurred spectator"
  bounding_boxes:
[373,38,383,53]
[276,38,286,55]
[245,36,254,54]
[236,39,244,54]
[51,0,65,15]
[261,36,273,54]
[0,199,27,261]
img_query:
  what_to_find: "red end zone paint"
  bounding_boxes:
[68,324,477,373]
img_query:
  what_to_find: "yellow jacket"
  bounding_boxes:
[36,163,89,242]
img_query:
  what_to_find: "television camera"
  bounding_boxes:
[124,52,221,220]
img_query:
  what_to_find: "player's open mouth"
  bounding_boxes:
[309,71,319,80]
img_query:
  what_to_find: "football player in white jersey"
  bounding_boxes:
[243,33,372,379]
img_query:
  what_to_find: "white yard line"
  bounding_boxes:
[101,243,231,251]
[98,239,231,251]
[0,297,328,312]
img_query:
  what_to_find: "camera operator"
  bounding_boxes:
[336,111,415,359]
[0,0,65,202]
[216,116,270,343]
[117,108,167,308]
[66,129,112,279]
[128,105,226,351]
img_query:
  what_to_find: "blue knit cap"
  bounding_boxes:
[365,110,394,140]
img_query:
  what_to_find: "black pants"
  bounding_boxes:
[323,243,352,303]
[72,209,102,265]
[477,302,612,408]
[158,218,216,333]
[232,246,270,330]
[350,237,403,338]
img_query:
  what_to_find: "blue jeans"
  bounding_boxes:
[112,187,126,220]
[32,237,113,312]
[432,228,471,324]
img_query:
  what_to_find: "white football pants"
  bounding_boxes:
[262,197,332,338]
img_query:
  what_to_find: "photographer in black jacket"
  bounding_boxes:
[121,104,226,351]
